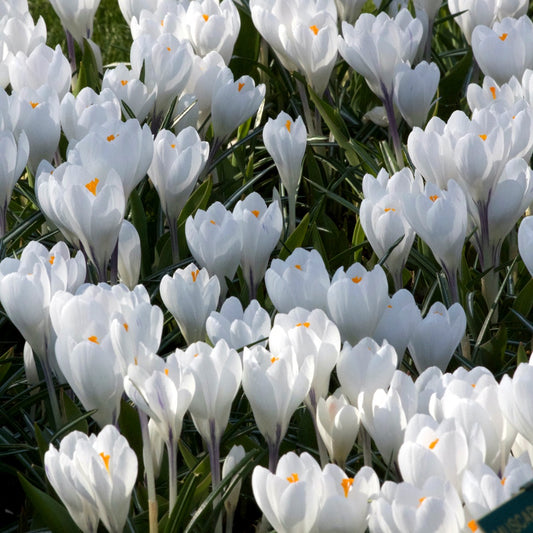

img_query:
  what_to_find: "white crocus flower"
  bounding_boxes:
[160,263,220,344]
[233,191,283,298]
[47,0,101,44]
[44,425,137,533]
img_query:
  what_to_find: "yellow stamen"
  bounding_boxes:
[191,269,200,282]
[429,194,438,202]
[85,178,99,196]
[429,438,439,449]
[194,353,199,358]
[167,47,171,51]
[271,356,279,363]
[296,322,310,328]
[479,134,487,141]
[489,86,496,99]
[121,79,128,86]
[30,101,39,108]
[160,19,164,26]
[202,14,209,21]
[171,143,176,148]
[499,33,508,41]
[418,497,426,507]
[49,255,55,265]
[341,478,353,498]
[468,519,478,532]
[387,304,392,308]
[309,25,319,35]
[134,357,138,365]
[352,276,362,283]
[210,220,216,225]
[251,209,260,218]
[238,82,245,92]
[471,383,476,388]
[285,120,291,132]
[384,207,396,212]
[294,264,302,270]
[100,452,110,472]
[287,473,299,483]
[123,323,128,332]
[88,336,99,344]
[165,368,169,376]
[501,477,506,485]
[107,134,117,142]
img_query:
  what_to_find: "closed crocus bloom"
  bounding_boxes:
[183,0,240,63]
[407,116,458,190]
[369,477,465,533]
[269,307,341,407]
[373,289,421,359]
[8,44,71,99]
[316,391,360,468]
[67,118,153,200]
[130,32,194,122]
[484,157,533,267]
[45,425,137,533]
[243,345,314,466]
[184,51,226,125]
[448,0,497,44]
[360,168,422,288]
[160,263,220,344]
[10,85,60,172]
[186,340,242,459]
[359,370,418,464]
[211,67,266,143]
[518,215,533,277]
[109,286,163,375]
[206,297,271,351]
[222,445,246,521]
[263,111,307,232]
[185,202,242,293]
[472,16,533,85]
[402,180,467,300]
[37,162,126,281]
[462,458,533,524]
[0,11,46,61]
[117,220,141,290]
[336,337,398,408]
[47,0,101,44]
[252,451,323,533]
[233,192,283,298]
[60,87,121,143]
[393,61,440,128]
[327,262,389,345]
[101,63,156,122]
[319,464,380,533]
[407,302,466,373]
[265,247,330,313]
[0,129,28,236]
[148,127,209,250]
[337,10,423,100]
[52,288,124,426]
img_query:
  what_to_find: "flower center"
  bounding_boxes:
[287,473,299,483]
[238,82,245,92]
[99,452,110,472]
[191,269,200,282]
[285,120,291,132]
[85,178,99,196]
[429,438,439,450]
[499,33,508,41]
[202,14,209,21]
[352,276,362,283]
[88,336,99,344]
[489,86,496,99]
[429,194,438,202]
[341,478,353,498]
[309,25,319,35]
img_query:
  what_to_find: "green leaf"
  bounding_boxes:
[34,423,50,464]
[351,217,366,263]
[117,400,143,481]
[129,189,151,279]
[511,278,533,320]
[438,50,472,121]
[308,87,359,166]
[59,390,88,434]
[279,212,310,260]
[517,343,528,365]
[0,346,13,383]
[73,38,100,96]
[18,473,81,533]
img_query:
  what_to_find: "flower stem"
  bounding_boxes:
[41,356,61,430]
[267,424,282,473]
[207,419,222,533]
[167,433,178,515]
[381,86,403,169]
[168,215,180,264]
[307,390,328,467]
